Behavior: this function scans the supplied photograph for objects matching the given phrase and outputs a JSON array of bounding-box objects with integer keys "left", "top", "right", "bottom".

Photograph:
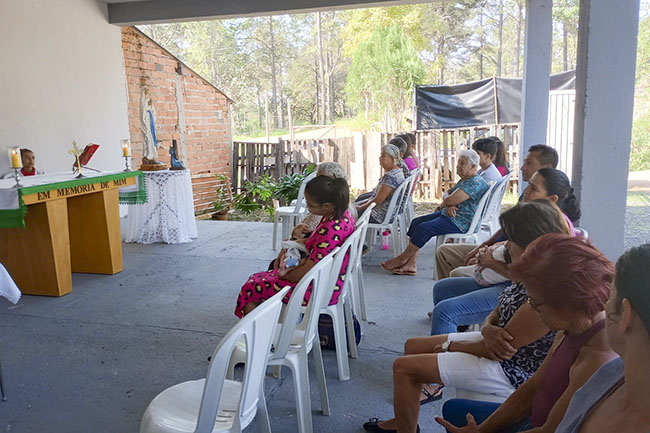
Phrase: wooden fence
[
  {"left": 383, "top": 124, "right": 521, "bottom": 199},
  {"left": 231, "top": 138, "right": 355, "bottom": 193}
]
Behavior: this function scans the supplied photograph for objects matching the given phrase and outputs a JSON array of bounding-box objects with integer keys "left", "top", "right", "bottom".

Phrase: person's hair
[
  {"left": 406, "top": 132, "right": 416, "bottom": 147},
  {"left": 510, "top": 234, "right": 614, "bottom": 317},
  {"left": 381, "top": 144, "right": 403, "bottom": 165},
  {"left": 499, "top": 200, "right": 570, "bottom": 248},
  {"left": 535, "top": 168, "right": 581, "bottom": 222},
  {"left": 492, "top": 137, "right": 509, "bottom": 172},
  {"left": 472, "top": 138, "right": 498, "bottom": 159},
  {"left": 528, "top": 144, "right": 559, "bottom": 168},
  {"left": 305, "top": 175, "right": 350, "bottom": 220},
  {"left": 389, "top": 136, "right": 410, "bottom": 158},
  {"left": 317, "top": 162, "right": 348, "bottom": 181},
  {"left": 20, "top": 148, "right": 34, "bottom": 157},
  {"left": 458, "top": 149, "right": 480, "bottom": 169},
  {"left": 614, "top": 244, "right": 650, "bottom": 333}
]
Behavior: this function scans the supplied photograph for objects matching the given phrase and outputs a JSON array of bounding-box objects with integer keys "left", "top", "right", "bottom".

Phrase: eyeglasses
[{"left": 527, "top": 297, "right": 545, "bottom": 312}]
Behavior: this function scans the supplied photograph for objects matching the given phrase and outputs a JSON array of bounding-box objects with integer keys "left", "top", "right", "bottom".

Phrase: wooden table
[{"left": 0, "top": 174, "right": 137, "bottom": 296}]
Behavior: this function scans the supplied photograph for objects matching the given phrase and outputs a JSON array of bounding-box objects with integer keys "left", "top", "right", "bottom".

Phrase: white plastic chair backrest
[
  {"left": 195, "top": 286, "right": 290, "bottom": 433},
  {"left": 481, "top": 174, "right": 511, "bottom": 221},
  {"left": 353, "top": 205, "right": 374, "bottom": 265},
  {"left": 407, "top": 168, "right": 421, "bottom": 197},
  {"left": 357, "top": 202, "right": 376, "bottom": 227},
  {"left": 377, "top": 179, "right": 411, "bottom": 226},
  {"left": 289, "top": 171, "right": 317, "bottom": 213},
  {"left": 322, "top": 226, "right": 364, "bottom": 306},
  {"left": 271, "top": 250, "right": 337, "bottom": 360},
  {"left": 463, "top": 180, "right": 496, "bottom": 234}
]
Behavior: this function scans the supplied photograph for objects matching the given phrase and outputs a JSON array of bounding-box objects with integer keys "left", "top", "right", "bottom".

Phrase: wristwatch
[{"left": 441, "top": 339, "right": 451, "bottom": 352}]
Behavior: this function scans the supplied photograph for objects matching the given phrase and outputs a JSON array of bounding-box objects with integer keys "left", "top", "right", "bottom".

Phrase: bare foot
[{"left": 381, "top": 256, "right": 408, "bottom": 270}]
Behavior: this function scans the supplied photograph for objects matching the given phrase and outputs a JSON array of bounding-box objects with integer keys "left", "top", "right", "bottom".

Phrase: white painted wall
[{"left": 0, "top": 0, "right": 129, "bottom": 175}]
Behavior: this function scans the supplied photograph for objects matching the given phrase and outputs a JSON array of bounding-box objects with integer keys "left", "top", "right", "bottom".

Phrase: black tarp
[{"left": 415, "top": 70, "right": 575, "bottom": 129}]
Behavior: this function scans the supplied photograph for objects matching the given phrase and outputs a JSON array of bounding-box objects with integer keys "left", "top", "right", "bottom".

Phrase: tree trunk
[
  {"left": 515, "top": 0, "right": 523, "bottom": 77},
  {"left": 314, "top": 56, "right": 320, "bottom": 124},
  {"left": 563, "top": 22, "right": 569, "bottom": 71},
  {"left": 328, "top": 50, "right": 335, "bottom": 122},
  {"left": 269, "top": 17, "right": 279, "bottom": 129},
  {"left": 496, "top": 0, "right": 504, "bottom": 76},
  {"left": 316, "top": 12, "right": 327, "bottom": 125},
  {"left": 479, "top": 12, "right": 484, "bottom": 80},
  {"left": 257, "top": 87, "right": 263, "bottom": 130}
]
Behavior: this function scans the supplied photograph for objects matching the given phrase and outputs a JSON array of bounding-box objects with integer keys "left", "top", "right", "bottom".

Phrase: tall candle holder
[
  {"left": 7, "top": 147, "right": 23, "bottom": 188},
  {"left": 12, "top": 168, "right": 22, "bottom": 188},
  {"left": 121, "top": 139, "right": 132, "bottom": 172}
]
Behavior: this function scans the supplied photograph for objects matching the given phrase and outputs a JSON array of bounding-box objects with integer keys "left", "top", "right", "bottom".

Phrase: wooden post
[
  {"left": 288, "top": 98, "right": 294, "bottom": 140},
  {"left": 265, "top": 93, "right": 271, "bottom": 144}
]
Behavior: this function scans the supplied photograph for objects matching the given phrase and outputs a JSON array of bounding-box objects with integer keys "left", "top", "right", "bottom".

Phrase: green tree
[{"left": 345, "top": 25, "right": 425, "bottom": 130}]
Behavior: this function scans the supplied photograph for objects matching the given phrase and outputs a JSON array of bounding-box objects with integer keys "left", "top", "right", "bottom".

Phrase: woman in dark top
[
  {"left": 362, "top": 201, "right": 570, "bottom": 433},
  {"left": 437, "top": 234, "right": 618, "bottom": 433}
]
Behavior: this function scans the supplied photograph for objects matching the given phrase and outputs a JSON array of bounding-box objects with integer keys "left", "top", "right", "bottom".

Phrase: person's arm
[
  {"left": 452, "top": 303, "right": 550, "bottom": 361},
  {"left": 277, "top": 258, "right": 316, "bottom": 282},
  {"left": 476, "top": 247, "right": 511, "bottom": 278},
  {"left": 441, "top": 188, "right": 470, "bottom": 208},
  {"left": 357, "top": 184, "right": 394, "bottom": 211},
  {"left": 464, "top": 230, "right": 505, "bottom": 265}
]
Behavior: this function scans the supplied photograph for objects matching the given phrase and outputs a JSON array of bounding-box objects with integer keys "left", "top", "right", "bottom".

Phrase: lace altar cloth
[{"left": 125, "top": 170, "right": 198, "bottom": 244}]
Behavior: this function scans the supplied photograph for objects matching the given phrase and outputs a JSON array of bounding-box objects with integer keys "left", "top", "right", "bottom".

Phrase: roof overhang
[{"left": 103, "top": 0, "right": 436, "bottom": 25}]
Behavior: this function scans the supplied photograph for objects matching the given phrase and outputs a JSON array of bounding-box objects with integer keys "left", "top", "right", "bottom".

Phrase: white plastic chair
[
  {"left": 227, "top": 251, "right": 337, "bottom": 433},
  {"left": 404, "top": 168, "right": 421, "bottom": 226},
  {"left": 319, "top": 221, "right": 366, "bottom": 376},
  {"left": 479, "top": 174, "right": 511, "bottom": 239},
  {"left": 350, "top": 204, "right": 375, "bottom": 322},
  {"left": 139, "top": 286, "right": 290, "bottom": 433},
  {"left": 432, "top": 181, "right": 496, "bottom": 277},
  {"left": 272, "top": 172, "right": 317, "bottom": 250},
  {"left": 397, "top": 173, "right": 420, "bottom": 251},
  {"left": 366, "top": 179, "right": 412, "bottom": 256}
]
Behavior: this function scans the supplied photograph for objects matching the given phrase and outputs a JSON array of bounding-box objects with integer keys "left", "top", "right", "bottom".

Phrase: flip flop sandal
[
  {"left": 380, "top": 262, "right": 395, "bottom": 272},
  {"left": 363, "top": 418, "right": 420, "bottom": 433},
  {"left": 390, "top": 268, "right": 417, "bottom": 276},
  {"left": 420, "top": 384, "right": 444, "bottom": 406}
]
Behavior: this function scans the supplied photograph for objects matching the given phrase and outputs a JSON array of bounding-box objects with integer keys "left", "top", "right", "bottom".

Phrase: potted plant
[{"left": 212, "top": 174, "right": 234, "bottom": 221}]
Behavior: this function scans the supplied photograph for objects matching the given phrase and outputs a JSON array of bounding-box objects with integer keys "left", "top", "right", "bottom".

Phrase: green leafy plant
[
  {"left": 234, "top": 175, "right": 278, "bottom": 215},
  {"left": 275, "top": 165, "right": 316, "bottom": 204},
  {"left": 213, "top": 174, "right": 234, "bottom": 214}
]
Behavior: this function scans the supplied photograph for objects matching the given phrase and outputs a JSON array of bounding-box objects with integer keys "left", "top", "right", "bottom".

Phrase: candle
[
  {"left": 10, "top": 149, "right": 22, "bottom": 169},
  {"left": 121, "top": 140, "right": 131, "bottom": 157}
]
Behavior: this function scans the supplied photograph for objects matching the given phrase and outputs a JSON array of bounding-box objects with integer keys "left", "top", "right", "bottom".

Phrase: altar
[{"left": 0, "top": 171, "right": 145, "bottom": 297}]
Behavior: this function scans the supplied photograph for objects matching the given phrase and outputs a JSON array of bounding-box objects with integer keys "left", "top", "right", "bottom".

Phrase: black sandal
[
  {"left": 420, "top": 384, "right": 444, "bottom": 406},
  {"left": 363, "top": 418, "right": 420, "bottom": 433}
]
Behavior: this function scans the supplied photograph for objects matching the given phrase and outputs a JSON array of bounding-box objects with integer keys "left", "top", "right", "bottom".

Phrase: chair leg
[
  {"left": 273, "top": 213, "right": 280, "bottom": 250},
  {"left": 357, "top": 267, "right": 368, "bottom": 322},
  {"left": 330, "top": 308, "right": 351, "bottom": 381},
  {"left": 291, "top": 352, "right": 314, "bottom": 433},
  {"left": 344, "top": 299, "right": 359, "bottom": 359},
  {"left": 0, "top": 352, "right": 5, "bottom": 401},
  {"left": 391, "top": 224, "right": 401, "bottom": 257},
  {"left": 311, "top": 340, "right": 331, "bottom": 416},
  {"left": 257, "top": 388, "right": 272, "bottom": 433}
]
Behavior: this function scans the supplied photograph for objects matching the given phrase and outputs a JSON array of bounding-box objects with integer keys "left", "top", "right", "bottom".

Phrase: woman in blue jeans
[
  {"left": 382, "top": 150, "right": 489, "bottom": 276},
  {"left": 431, "top": 167, "right": 583, "bottom": 335}
]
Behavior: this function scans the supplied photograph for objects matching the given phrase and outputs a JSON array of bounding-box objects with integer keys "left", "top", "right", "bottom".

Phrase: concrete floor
[{"left": 0, "top": 220, "right": 450, "bottom": 433}]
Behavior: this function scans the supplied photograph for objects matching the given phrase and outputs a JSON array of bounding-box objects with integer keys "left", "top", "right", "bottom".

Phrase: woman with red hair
[{"left": 437, "top": 234, "right": 618, "bottom": 433}]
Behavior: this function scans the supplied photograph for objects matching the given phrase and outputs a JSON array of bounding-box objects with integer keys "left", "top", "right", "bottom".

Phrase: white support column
[
  {"left": 519, "top": 0, "right": 553, "bottom": 191},
  {"left": 572, "top": 0, "right": 640, "bottom": 260}
]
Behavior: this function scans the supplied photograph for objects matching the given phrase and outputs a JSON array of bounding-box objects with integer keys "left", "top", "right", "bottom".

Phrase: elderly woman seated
[
  {"left": 355, "top": 144, "right": 406, "bottom": 224},
  {"left": 436, "top": 234, "right": 617, "bottom": 433},
  {"left": 382, "top": 149, "right": 489, "bottom": 276},
  {"left": 235, "top": 175, "right": 355, "bottom": 318},
  {"left": 362, "top": 201, "right": 572, "bottom": 433}
]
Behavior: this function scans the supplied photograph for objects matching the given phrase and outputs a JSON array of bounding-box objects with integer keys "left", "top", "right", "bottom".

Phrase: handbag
[{"left": 318, "top": 313, "right": 361, "bottom": 351}]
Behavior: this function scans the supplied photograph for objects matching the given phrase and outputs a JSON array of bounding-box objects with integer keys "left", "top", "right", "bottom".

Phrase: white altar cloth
[{"left": 125, "top": 170, "right": 198, "bottom": 244}]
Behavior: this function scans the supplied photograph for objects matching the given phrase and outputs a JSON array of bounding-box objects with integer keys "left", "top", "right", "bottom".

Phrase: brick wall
[{"left": 121, "top": 27, "right": 232, "bottom": 215}]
